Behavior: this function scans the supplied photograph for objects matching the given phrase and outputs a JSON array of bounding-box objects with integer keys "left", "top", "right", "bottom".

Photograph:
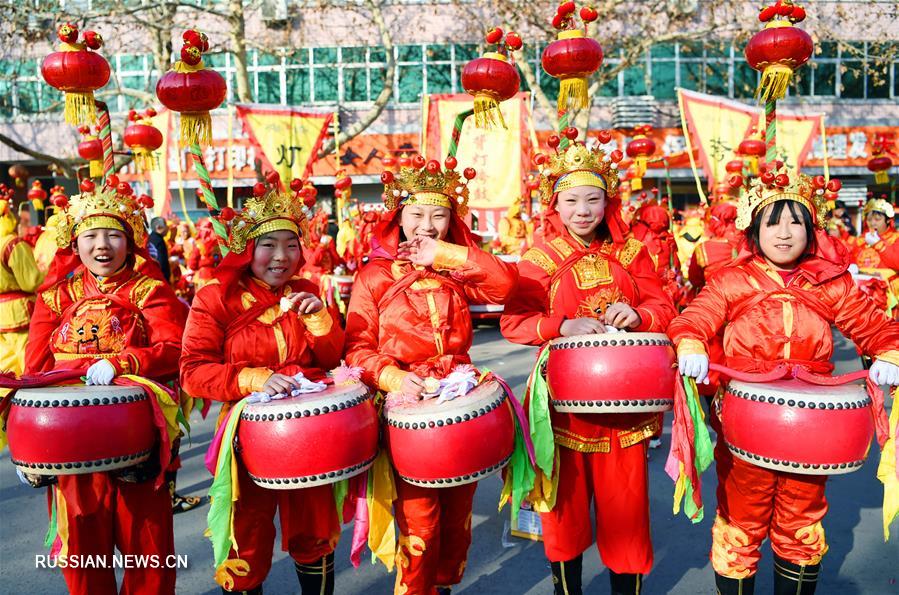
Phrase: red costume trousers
[
  {"left": 541, "top": 442, "right": 653, "bottom": 575},
  {"left": 712, "top": 444, "right": 829, "bottom": 578},
  {"left": 394, "top": 479, "right": 478, "bottom": 595},
  {"left": 55, "top": 473, "right": 175, "bottom": 595},
  {"left": 224, "top": 461, "right": 340, "bottom": 591}
]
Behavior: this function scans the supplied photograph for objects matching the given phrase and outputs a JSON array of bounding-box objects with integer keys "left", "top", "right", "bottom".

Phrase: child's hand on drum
[
  {"left": 560, "top": 317, "right": 605, "bottom": 336},
  {"left": 284, "top": 292, "right": 324, "bottom": 315},
  {"left": 869, "top": 359, "right": 899, "bottom": 386},
  {"left": 400, "top": 372, "right": 426, "bottom": 399},
  {"left": 604, "top": 303, "right": 641, "bottom": 330},
  {"left": 262, "top": 373, "right": 303, "bottom": 396}
]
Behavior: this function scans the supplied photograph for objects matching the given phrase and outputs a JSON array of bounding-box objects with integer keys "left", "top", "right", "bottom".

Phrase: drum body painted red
[
  {"left": 721, "top": 379, "right": 874, "bottom": 475},
  {"left": 385, "top": 380, "right": 514, "bottom": 487},
  {"left": 8, "top": 385, "right": 155, "bottom": 475},
  {"left": 237, "top": 382, "right": 379, "bottom": 489},
  {"left": 546, "top": 332, "right": 676, "bottom": 413}
]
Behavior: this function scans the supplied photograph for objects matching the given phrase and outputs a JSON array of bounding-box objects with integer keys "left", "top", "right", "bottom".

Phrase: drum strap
[
  {"left": 376, "top": 266, "right": 466, "bottom": 313},
  {"left": 728, "top": 284, "right": 832, "bottom": 326}
]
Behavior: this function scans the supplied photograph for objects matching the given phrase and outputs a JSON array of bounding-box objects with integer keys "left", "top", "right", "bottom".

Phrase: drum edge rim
[
  {"left": 397, "top": 452, "right": 512, "bottom": 487},
  {"left": 13, "top": 448, "right": 154, "bottom": 475},
  {"left": 726, "top": 444, "right": 866, "bottom": 475},
  {"left": 246, "top": 452, "right": 377, "bottom": 489}
]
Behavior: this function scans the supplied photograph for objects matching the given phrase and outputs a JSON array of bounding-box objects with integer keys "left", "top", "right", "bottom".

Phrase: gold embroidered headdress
[
  {"left": 222, "top": 172, "right": 311, "bottom": 254},
  {"left": 735, "top": 163, "right": 830, "bottom": 231},
  {"left": 534, "top": 128, "right": 623, "bottom": 204},
  {"left": 380, "top": 154, "right": 475, "bottom": 216},
  {"left": 863, "top": 196, "right": 895, "bottom": 219},
  {"left": 53, "top": 175, "right": 151, "bottom": 247}
]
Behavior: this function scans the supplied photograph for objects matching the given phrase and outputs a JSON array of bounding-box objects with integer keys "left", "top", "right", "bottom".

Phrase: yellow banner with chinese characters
[
  {"left": 149, "top": 109, "right": 172, "bottom": 217},
  {"left": 235, "top": 105, "right": 333, "bottom": 182},
  {"left": 424, "top": 93, "right": 531, "bottom": 211},
  {"left": 678, "top": 89, "right": 822, "bottom": 187}
]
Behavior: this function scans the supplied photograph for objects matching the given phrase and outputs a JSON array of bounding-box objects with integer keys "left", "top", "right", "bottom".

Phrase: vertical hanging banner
[
  {"left": 149, "top": 109, "right": 173, "bottom": 217},
  {"left": 235, "top": 105, "right": 333, "bottom": 182},
  {"left": 678, "top": 89, "right": 822, "bottom": 186},
  {"left": 424, "top": 93, "right": 532, "bottom": 230}
]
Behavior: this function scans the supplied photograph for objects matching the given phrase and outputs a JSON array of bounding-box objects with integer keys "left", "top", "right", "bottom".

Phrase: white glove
[
  {"left": 678, "top": 353, "right": 710, "bottom": 384},
  {"left": 865, "top": 231, "right": 880, "bottom": 246},
  {"left": 435, "top": 368, "right": 478, "bottom": 404},
  {"left": 869, "top": 359, "right": 899, "bottom": 387},
  {"left": 85, "top": 359, "right": 116, "bottom": 386},
  {"left": 847, "top": 263, "right": 860, "bottom": 275},
  {"left": 245, "top": 372, "right": 327, "bottom": 403}
]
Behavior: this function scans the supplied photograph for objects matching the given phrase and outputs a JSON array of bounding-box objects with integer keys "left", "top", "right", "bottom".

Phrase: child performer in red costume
[
  {"left": 24, "top": 178, "right": 187, "bottom": 595},
  {"left": 344, "top": 156, "right": 517, "bottom": 595},
  {"left": 180, "top": 178, "right": 344, "bottom": 595},
  {"left": 670, "top": 167, "right": 899, "bottom": 594},
  {"left": 501, "top": 132, "right": 677, "bottom": 595}
]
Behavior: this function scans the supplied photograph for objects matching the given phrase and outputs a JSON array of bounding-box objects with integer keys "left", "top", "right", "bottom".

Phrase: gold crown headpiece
[
  {"left": 380, "top": 154, "right": 474, "bottom": 216},
  {"left": 863, "top": 196, "right": 895, "bottom": 220},
  {"left": 735, "top": 163, "right": 831, "bottom": 230},
  {"left": 221, "top": 172, "right": 311, "bottom": 254},
  {"left": 534, "top": 128, "right": 622, "bottom": 205},
  {"left": 53, "top": 175, "right": 151, "bottom": 248}
]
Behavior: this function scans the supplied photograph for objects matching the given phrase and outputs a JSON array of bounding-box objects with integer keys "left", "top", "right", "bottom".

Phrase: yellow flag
[
  {"left": 426, "top": 94, "right": 528, "bottom": 211},
  {"left": 236, "top": 106, "right": 332, "bottom": 182}
]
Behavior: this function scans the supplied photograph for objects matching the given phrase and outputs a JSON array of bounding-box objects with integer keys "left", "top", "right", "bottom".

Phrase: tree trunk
[
  {"left": 317, "top": 0, "right": 395, "bottom": 157},
  {"left": 229, "top": 0, "right": 253, "bottom": 103}
]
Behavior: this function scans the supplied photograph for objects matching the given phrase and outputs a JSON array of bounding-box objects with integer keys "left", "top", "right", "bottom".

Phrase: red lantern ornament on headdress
[
  {"left": 41, "top": 23, "right": 111, "bottom": 126},
  {"left": 737, "top": 130, "right": 767, "bottom": 175},
  {"left": 461, "top": 28, "right": 522, "bottom": 129},
  {"left": 155, "top": 29, "right": 226, "bottom": 147},
  {"left": 541, "top": 2, "right": 603, "bottom": 111},
  {"left": 867, "top": 136, "right": 894, "bottom": 185},
  {"left": 744, "top": 1, "right": 813, "bottom": 101},
  {"left": 124, "top": 108, "right": 164, "bottom": 172},
  {"left": 77, "top": 125, "right": 104, "bottom": 178},
  {"left": 27, "top": 180, "right": 47, "bottom": 210},
  {"left": 625, "top": 125, "right": 656, "bottom": 191}
]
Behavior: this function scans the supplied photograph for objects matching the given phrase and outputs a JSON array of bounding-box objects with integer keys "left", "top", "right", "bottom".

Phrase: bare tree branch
[{"left": 0, "top": 131, "right": 78, "bottom": 178}]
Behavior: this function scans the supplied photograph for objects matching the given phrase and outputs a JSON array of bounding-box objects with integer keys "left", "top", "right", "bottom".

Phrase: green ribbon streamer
[{"left": 683, "top": 377, "right": 714, "bottom": 523}]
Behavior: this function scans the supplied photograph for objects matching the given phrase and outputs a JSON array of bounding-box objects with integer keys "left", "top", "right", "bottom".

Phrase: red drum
[
  {"left": 546, "top": 332, "right": 676, "bottom": 413},
  {"left": 385, "top": 380, "right": 514, "bottom": 487},
  {"left": 8, "top": 385, "right": 156, "bottom": 475},
  {"left": 721, "top": 379, "right": 874, "bottom": 475},
  {"left": 237, "top": 382, "right": 379, "bottom": 489},
  {"left": 333, "top": 275, "right": 353, "bottom": 300}
]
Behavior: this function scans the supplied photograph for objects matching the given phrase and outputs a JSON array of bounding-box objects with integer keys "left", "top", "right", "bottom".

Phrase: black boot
[
  {"left": 610, "top": 570, "right": 643, "bottom": 595},
  {"left": 773, "top": 555, "right": 819, "bottom": 595},
  {"left": 220, "top": 587, "right": 262, "bottom": 595},
  {"left": 715, "top": 572, "right": 755, "bottom": 595},
  {"left": 549, "top": 555, "right": 582, "bottom": 595},
  {"left": 295, "top": 553, "right": 334, "bottom": 595},
  {"left": 436, "top": 588, "right": 452, "bottom": 595}
]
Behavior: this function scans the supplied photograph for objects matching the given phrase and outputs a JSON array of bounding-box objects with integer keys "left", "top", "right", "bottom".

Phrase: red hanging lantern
[
  {"left": 737, "top": 132, "right": 767, "bottom": 174},
  {"left": 744, "top": 2, "right": 813, "bottom": 101},
  {"left": 124, "top": 109, "right": 164, "bottom": 172},
  {"left": 155, "top": 29, "right": 226, "bottom": 147},
  {"left": 77, "top": 125, "right": 104, "bottom": 178},
  {"left": 725, "top": 159, "right": 745, "bottom": 175},
  {"left": 8, "top": 164, "right": 29, "bottom": 188},
  {"left": 461, "top": 28, "right": 522, "bottom": 129},
  {"left": 27, "top": 180, "right": 47, "bottom": 210},
  {"left": 868, "top": 154, "right": 893, "bottom": 185},
  {"left": 41, "top": 24, "right": 111, "bottom": 126},
  {"left": 541, "top": 3, "right": 602, "bottom": 111},
  {"left": 625, "top": 125, "right": 656, "bottom": 191}
]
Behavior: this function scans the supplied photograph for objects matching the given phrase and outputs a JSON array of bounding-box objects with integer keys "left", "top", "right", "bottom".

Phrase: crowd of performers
[{"left": 1, "top": 138, "right": 898, "bottom": 595}]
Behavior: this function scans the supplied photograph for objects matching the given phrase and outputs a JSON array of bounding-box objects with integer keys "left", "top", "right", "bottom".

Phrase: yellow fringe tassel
[
  {"left": 755, "top": 64, "right": 793, "bottom": 102},
  {"left": 213, "top": 558, "right": 250, "bottom": 590},
  {"left": 132, "top": 150, "right": 158, "bottom": 173},
  {"left": 89, "top": 159, "right": 104, "bottom": 178},
  {"left": 64, "top": 92, "right": 97, "bottom": 126},
  {"left": 473, "top": 95, "right": 507, "bottom": 130},
  {"left": 557, "top": 77, "right": 589, "bottom": 112},
  {"left": 875, "top": 171, "right": 890, "bottom": 185},
  {"left": 179, "top": 112, "right": 213, "bottom": 147}
]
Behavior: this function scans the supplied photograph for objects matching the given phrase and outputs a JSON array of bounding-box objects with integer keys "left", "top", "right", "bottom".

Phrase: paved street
[{"left": 1, "top": 324, "right": 897, "bottom": 594}]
